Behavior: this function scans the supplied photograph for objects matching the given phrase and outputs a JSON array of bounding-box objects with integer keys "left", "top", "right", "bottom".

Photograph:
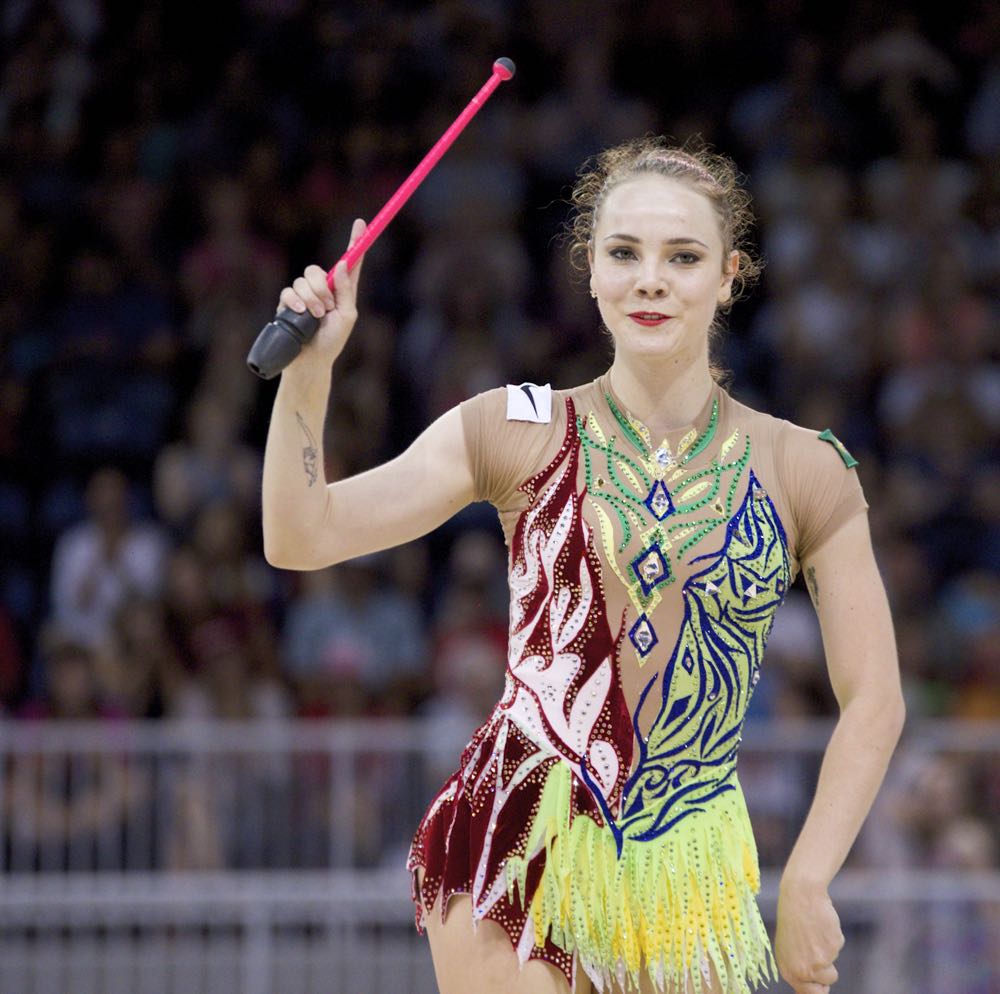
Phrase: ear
[{"left": 718, "top": 250, "right": 739, "bottom": 304}]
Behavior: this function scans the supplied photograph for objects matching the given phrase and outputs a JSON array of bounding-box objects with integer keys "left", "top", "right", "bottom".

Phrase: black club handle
[{"left": 246, "top": 307, "right": 322, "bottom": 380}]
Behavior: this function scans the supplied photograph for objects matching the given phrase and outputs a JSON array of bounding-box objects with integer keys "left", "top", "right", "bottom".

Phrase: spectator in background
[
  {"left": 431, "top": 529, "right": 509, "bottom": 637},
  {"left": 399, "top": 247, "right": 524, "bottom": 423},
  {"left": 281, "top": 555, "right": 426, "bottom": 715},
  {"left": 325, "top": 311, "right": 398, "bottom": 472},
  {"left": 184, "top": 297, "right": 263, "bottom": 438},
  {"left": 170, "top": 614, "right": 291, "bottom": 721},
  {"left": 19, "top": 624, "right": 117, "bottom": 721},
  {"left": 937, "top": 572, "right": 1000, "bottom": 719},
  {"left": 729, "top": 36, "right": 849, "bottom": 175},
  {"left": 162, "top": 543, "right": 222, "bottom": 667},
  {"left": 523, "top": 34, "right": 655, "bottom": 183},
  {"left": 739, "top": 591, "right": 822, "bottom": 868},
  {"left": 93, "top": 596, "right": 184, "bottom": 719},
  {"left": 841, "top": 10, "right": 959, "bottom": 131},
  {"left": 857, "top": 743, "right": 1000, "bottom": 991},
  {"left": 178, "top": 173, "right": 288, "bottom": 437},
  {"left": 49, "top": 466, "right": 168, "bottom": 649},
  {"left": 894, "top": 615, "right": 949, "bottom": 717},
  {"left": 159, "top": 503, "right": 284, "bottom": 720},
  {"left": 45, "top": 236, "right": 178, "bottom": 463},
  {"left": 879, "top": 751, "right": 983, "bottom": 870},
  {"left": 153, "top": 391, "right": 262, "bottom": 536},
  {"left": 9, "top": 626, "right": 149, "bottom": 871},
  {"left": 862, "top": 745, "right": 1000, "bottom": 991},
  {"left": 190, "top": 498, "right": 276, "bottom": 639},
  {"left": 419, "top": 628, "right": 506, "bottom": 794},
  {"left": 746, "top": 590, "right": 827, "bottom": 720},
  {"left": 0, "top": 602, "right": 25, "bottom": 712},
  {"left": 180, "top": 174, "right": 285, "bottom": 333},
  {"left": 922, "top": 815, "right": 1000, "bottom": 994}
]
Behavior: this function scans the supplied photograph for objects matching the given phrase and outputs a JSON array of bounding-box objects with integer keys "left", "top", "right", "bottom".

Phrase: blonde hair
[{"left": 567, "top": 136, "right": 762, "bottom": 313}]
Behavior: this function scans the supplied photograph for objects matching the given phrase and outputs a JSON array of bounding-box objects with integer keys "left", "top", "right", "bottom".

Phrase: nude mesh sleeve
[
  {"left": 779, "top": 424, "right": 869, "bottom": 564},
  {"left": 459, "top": 389, "right": 557, "bottom": 509}
]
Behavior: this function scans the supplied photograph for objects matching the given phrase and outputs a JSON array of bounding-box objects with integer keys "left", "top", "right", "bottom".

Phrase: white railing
[
  {"left": 1, "top": 719, "right": 998, "bottom": 994},
  {"left": 0, "top": 870, "right": 433, "bottom": 994}
]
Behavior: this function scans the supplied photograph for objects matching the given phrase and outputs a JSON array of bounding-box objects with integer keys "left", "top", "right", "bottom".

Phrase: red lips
[{"left": 628, "top": 312, "right": 672, "bottom": 326}]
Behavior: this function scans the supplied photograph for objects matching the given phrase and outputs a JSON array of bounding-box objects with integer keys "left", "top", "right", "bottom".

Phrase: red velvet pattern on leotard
[{"left": 407, "top": 399, "right": 633, "bottom": 986}]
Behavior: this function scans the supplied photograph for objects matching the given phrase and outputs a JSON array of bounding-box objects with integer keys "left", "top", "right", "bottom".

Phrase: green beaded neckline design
[
  {"left": 605, "top": 391, "right": 719, "bottom": 470},
  {"left": 577, "top": 391, "right": 751, "bottom": 665}
]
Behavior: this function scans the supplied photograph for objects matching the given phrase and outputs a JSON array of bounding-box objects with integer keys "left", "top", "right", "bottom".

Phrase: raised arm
[
  {"left": 261, "top": 220, "right": 476, "bottom": 570},
  {"left": 774, "top": 511, "right": 906, "bottom": 994}
]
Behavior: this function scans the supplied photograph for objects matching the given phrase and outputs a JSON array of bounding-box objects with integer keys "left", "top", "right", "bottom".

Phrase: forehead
[{"left": 595, "top": 174, "right": 721, "bottom": 244}]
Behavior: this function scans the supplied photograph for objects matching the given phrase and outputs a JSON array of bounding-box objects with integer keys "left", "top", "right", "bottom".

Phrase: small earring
[{"left": 590, "top": 289, "right": 597, "bottom": 298}]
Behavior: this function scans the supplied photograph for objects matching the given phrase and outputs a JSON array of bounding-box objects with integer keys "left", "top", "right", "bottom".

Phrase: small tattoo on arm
[
  {"left": 295, "top": 412, "right": 318, "bottom": 487},
  {"left": 806, "top": 566, "right": 819, "bottom": 607}
]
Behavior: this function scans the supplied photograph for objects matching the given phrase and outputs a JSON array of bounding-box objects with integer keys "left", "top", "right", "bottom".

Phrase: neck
[{"left": 608, "top": 353, "right": 715, "bottom": 434}]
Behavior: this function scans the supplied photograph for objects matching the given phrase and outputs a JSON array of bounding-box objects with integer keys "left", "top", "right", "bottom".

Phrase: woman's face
[{"left": 589, "top": 173, "right": 738, "bottom": 369}]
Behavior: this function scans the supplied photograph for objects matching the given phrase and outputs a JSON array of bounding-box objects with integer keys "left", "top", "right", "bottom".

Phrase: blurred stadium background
[{"left": 0, "top": 1, "right": 998, "bottom": 992}]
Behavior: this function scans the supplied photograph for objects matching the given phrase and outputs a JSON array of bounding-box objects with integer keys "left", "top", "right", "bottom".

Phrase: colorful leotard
[{"left": 407, "top": 373, "right": 866, "bottom": 993}]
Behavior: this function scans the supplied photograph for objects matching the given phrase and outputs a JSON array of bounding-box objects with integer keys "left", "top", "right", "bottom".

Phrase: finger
[
  {"left": 348, "top": 217, "right": 366, "bottom": 247},
  {"left": 278, "top": 287, "right": 307, "bottom": 314},
  {"left": 303, "top": 264, "right": 336, "bottom": 309},
  {"left": 795, "top": 984, "right": 829, "bottom": 994},
  {"left": 347, "top": 217, "right": 367, "bottom": 287},
  {"left": 815, "top": 964, "right": 839, "bottom": 985},
  {"left": 292, "top": 274, "right": 327, "bottom": 319},
  {"left": 331, "top": 259, "right": 356, "bottom": 314}
]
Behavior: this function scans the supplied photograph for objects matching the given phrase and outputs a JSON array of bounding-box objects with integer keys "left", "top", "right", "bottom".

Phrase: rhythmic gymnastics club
[{"left": 247, "top": 57, "right": 516, "bottom": 379}]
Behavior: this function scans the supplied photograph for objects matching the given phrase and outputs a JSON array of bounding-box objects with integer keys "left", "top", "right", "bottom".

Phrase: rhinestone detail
[{"left": 628, "top": 614, "right": 658, "bottom": 657}]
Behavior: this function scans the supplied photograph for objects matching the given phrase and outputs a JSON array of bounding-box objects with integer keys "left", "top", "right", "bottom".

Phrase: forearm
[
  {"left": 257, "top": 234, "right": 474, "bottom": 572},
  {"left": 261, "top": 362, "right": 334, "bottom": 567},
  {"left": 261, "top": 231, "right": 371, "bottom": 567},
  {"left": 781, "top": 693, "right": 905, "bottom": 891}
]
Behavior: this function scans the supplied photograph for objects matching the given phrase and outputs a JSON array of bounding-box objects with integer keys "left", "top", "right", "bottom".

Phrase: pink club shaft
[{"left": 327, "top": 57, "right": 516, "bottom": 289}]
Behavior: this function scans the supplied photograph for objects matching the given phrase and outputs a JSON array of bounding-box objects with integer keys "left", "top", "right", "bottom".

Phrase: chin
[{"left": 614, "top": 331, "right": 684, "bottom": 359}]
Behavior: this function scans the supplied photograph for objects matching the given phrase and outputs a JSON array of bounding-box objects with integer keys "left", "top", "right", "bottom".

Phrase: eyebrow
[{"left": 603, "top": 233, "right": 709, "bottom": 249}]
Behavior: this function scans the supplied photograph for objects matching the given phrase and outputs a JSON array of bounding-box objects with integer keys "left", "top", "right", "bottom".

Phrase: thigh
[{"left": 416, "top": 867, "right": 592, "bottom": 994}]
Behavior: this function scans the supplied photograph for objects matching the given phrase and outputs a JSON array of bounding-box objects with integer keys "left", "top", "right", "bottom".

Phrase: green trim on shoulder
[{"left": 818, "top": 428, "right": 858, "bottom": 468}]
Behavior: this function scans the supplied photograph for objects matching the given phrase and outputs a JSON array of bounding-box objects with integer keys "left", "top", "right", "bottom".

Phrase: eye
[
  {"left": 608, "top": 246, "right": 637, "bottom": 261},
  {"left": 671, "top": 251, "right": 701, "bottom": 264}
]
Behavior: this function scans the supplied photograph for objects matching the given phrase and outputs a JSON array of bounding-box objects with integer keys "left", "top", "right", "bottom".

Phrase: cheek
[
  {"left": 593, "top": 265, "right": 631, "bottom": 297},
  {"left": 683, "top": 270, "right": 724, "bottom": 305}
]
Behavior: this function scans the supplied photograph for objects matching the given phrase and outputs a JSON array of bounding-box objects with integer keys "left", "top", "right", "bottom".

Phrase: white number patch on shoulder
[{"left": 506, "top": 383, "right": 552, "bottom": 423}]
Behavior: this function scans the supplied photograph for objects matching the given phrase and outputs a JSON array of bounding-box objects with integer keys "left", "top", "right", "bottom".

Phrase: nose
[
  {"left": 636, "top": 283, "right": 667, "bottom": 298},
  {"left": 635, "top": 262, "right": 668, "bottom": 298}
]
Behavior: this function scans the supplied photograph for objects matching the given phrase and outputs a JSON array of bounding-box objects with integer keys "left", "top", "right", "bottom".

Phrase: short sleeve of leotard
[
  {"left": 459, "top": 387, "right": 561, "bottom": 510},
  {"left": 777, "top": 422, "right": 869, "bottom": 564}
]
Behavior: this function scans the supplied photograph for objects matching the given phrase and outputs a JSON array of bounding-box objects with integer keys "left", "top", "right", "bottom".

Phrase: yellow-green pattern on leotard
[{"left": 506, "top": 468, "right": 787, "bottom": 993}]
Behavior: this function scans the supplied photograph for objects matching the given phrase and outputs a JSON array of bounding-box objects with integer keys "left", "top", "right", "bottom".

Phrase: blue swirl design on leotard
[{"left": 581, "top": 470, "right": 790, "bottom": 855}]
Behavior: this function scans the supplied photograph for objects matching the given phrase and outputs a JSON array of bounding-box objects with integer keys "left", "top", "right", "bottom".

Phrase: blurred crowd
[{"left": 0, "top": 0, "right": 998, "bottom": 894}]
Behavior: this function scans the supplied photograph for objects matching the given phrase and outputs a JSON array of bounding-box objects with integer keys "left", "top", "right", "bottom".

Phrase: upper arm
[
  {"left": 801, "top": 513, "right": 905, "bottom": 719},
  {"left": 280, "top": 405, "right": 477, "bottom": 570}
]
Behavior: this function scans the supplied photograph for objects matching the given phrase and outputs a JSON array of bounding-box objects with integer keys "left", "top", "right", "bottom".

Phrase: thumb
[
  {"left": 330, "top": 259, "right": 356, "bottom": 314},
  {"left": 346, "top": 217, "right": 367, "bottom": 289}
]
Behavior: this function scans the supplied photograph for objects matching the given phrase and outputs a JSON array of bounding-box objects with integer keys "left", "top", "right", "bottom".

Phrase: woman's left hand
[{"left": 774, "top": 877, "right": 846, "bottom": 993}]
